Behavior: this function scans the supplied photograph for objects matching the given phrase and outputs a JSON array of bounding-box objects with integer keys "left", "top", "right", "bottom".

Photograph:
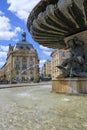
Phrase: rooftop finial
[{"left": 22, "top": 31, "right": 26, "bottom": 41}]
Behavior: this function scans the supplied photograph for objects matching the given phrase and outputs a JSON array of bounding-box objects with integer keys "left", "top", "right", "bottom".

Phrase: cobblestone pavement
[{"left": 0, "top": 84, "right": 87, "bottom": 130}]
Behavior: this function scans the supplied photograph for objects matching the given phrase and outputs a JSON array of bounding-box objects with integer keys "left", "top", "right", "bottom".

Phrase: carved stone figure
[{"left": 57, "top": 37, "right": 87, "bottom": 77}]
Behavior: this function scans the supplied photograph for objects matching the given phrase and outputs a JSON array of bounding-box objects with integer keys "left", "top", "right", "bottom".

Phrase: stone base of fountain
[
  {"left": 52, "top": 78, "right": 87, "bottom": 94},
  {"left": 52, "top": 30, "right": 87, "bottom": 94}
]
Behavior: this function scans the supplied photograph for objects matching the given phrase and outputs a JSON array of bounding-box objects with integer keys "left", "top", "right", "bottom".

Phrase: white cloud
[
  {"left": 0, "top": 45, "right": 9, "bottom": 68},
  {"left": 0, "top": 61, "right": 5, "bottom": 68},
  {"left": 39, "top": 60, "right": 46, "bottom": 68},
  {"left": 0, "top": 11, "right": 4, "bottom": 15},
  {"left": 0, "top": 16, "right": 11, "bottom": 31},
  {"left": 0, "top": 45, "right": 9, "bottom": 52},
  {"left": 7, "top": 0, "right": 41, "bottom": 21},
  {"left": 0, "top": 45, "right": 8, "bottom": 59},
  {"left": 39, "top": 45, "right": 51, "bottom": 51},
  {"left": 0, "top": 12, "right": 21, "bottom": 40},
  {"left": 39, "top": 45, "right": 52, "bottom": 56},
  {"left": 0, "top": 52, "right": 7, "bottom": 68},
  {"left": 0, "top": 52, "right": 7, "bottom": 58},
  {"left": 43, "top": 51, "right": 52, "bottom": 56},
  {"left": 40, "top": 60, "right": 46, "bottom": 64},
  {"left": 15, "top": 27, "right": 21, "bottom": 32}
]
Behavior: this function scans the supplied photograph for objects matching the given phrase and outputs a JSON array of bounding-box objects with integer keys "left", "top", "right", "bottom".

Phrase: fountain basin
[
  {"left": 52, "top": 78, "right": 87, "bottom": 94},
  {"left": 27, "top": 0, "right": 87, "bottom": 49}
]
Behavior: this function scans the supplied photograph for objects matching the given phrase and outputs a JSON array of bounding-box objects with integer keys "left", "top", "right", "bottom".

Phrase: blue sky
[{"left": 0, "top": 0, "right": 53, "bottom": 69}]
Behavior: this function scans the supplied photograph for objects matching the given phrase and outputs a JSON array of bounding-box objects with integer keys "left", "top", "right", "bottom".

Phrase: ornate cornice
[{"left": 27, "top": 0, "right": 87, "bottom": 49}]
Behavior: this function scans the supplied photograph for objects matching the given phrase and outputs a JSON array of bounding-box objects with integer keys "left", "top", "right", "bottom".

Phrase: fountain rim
[
  {"left": 27, "top": 0, "right": 87, "bottom": 49},
  {"left": 27, "top": 0, "right": 59, "bottom": 31}
]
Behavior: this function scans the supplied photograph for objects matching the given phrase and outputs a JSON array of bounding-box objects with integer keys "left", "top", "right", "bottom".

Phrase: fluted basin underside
[{"left": 27, "top": 0, "right": 87, "bottom": 49}]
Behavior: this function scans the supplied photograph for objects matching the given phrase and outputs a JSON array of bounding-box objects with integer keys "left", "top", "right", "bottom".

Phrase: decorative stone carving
[
  {"left": 27, "top": 0, "right": 87, "bottom": 49},
  {"left": 56, "top": 37, "right": 87, "bottom": 77}
]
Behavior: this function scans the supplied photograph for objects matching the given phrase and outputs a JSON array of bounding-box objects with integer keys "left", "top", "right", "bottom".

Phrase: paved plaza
[{"left": 0, "top": 83, "right": 87, "bottom": 130}]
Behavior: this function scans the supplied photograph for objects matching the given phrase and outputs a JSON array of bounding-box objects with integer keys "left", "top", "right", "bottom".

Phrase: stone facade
[
  {"left": 41, "top": 64, "right": 46, "bottom": 78},
  {"left": 0, "top": 32, "right": 39, "bottom": 83},
  {"left": 41, "top": 60, "right": 51, "bottom": 78},
  {"left": 52, "top": 78, "right": 87, "bottom": 94},
  {"left": 51, "top": 49, "right": 70, "bottom": 79},
  {"left": 45, "top": 60, "right": 51, "bottom": 77}
]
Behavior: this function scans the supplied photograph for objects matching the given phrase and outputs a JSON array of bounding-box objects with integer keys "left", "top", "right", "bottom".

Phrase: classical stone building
[
  {"left": 41, "top": 64, "right": 46, "bottom": 78},
  {"left": 41, "top": 60, "right": 51, "bottom": 78},
  {"left": 51, "top": 49, "right": 70, "bottom": 79},
  {"left": 0, "top": 32, "right": 39, "bottom": 82},
  {"left": 45, "top": 60, "right": 51, "bottom": 77}
]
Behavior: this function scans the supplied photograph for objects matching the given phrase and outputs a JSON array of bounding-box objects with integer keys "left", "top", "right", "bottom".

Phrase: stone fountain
[{"left": 27, "top": 0, "right": 87, "bottom": 94}]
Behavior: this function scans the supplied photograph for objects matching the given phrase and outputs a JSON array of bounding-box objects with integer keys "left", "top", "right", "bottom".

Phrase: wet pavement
[{"left": 0, "top": 84, "right": 87, "bottom": 130}]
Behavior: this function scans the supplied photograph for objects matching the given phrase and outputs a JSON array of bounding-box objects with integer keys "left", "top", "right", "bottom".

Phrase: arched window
[{"left": 15, "top": 64, "right": 20, "bottom": 70}]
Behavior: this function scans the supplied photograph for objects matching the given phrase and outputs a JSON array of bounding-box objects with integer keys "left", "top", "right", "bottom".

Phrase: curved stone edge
[
  {"left": 27, "top": 0, "right": 87, "bottom": 49},
  {"left": 52, "top": 78, "right": 87, "bottom": 94},
  {"left": 27, "top": 0, "right": 58, "bottom": 30}
]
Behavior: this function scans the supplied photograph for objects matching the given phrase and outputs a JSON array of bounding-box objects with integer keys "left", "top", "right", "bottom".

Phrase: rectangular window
[
  {"left": 22, "top": 64, "right": 27, "bottom": 70},
  {"left": 15, "top": 64, "right": 20, "bottom": 70},
  {"left": 30, "top": 57, "right": 33, "bottom": 61},
  {"left": 22, "top": 71, "right": 27, "bottom": 75}
]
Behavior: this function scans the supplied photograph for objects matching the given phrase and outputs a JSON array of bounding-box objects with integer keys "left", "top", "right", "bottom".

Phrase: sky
[{"left": 0, "top": 0, "right": 53, "bottom": 69}]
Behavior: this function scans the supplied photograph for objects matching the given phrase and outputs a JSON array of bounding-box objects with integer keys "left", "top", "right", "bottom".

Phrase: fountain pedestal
[
  {"left": 52, "top": 78, "right": 87, "bottom": 94},
  {"left": 52, "top": 30, "right": 87, "bottom": 94}
]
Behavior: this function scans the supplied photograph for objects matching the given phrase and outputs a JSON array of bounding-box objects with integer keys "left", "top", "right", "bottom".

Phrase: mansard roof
[
  {"left": 14, "top": 31, "right": 34, "bottom": 50},
  {"left": 14, "top": 41, "right": 34, "bottom": 50}
]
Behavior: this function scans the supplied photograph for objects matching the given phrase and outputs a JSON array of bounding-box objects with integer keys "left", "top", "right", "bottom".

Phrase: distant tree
[
  {"left": 11, "top": 76, "right": 16, "bottom": 81},
  {"left": 47, "top": 74, "right": 51, "bottom": 77},
  {"left": 34, "top": 73, "right": 39, "bottom": 83},
  {"left": 11, "top": 76, "right": 16, "bottom": 83},
  {"left": 22, "top": 77, "right": 26, "bottom": 81}
]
